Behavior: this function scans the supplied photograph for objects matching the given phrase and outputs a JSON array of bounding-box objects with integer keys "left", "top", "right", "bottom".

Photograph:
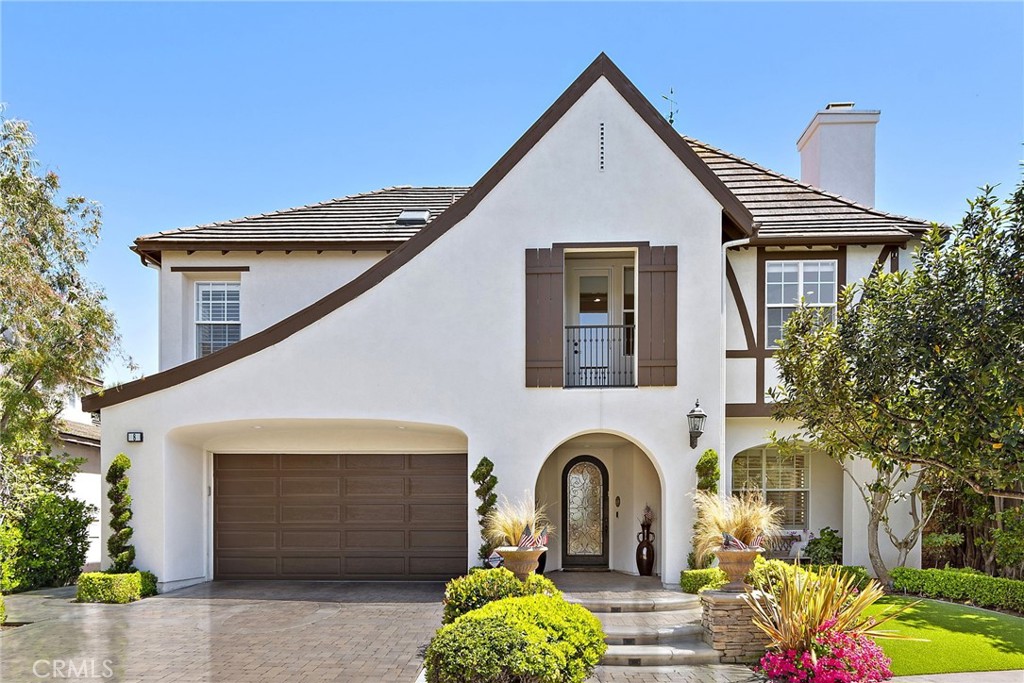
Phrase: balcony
[{"left": 565, "top": 324, "right": 636, "bottom": 388}]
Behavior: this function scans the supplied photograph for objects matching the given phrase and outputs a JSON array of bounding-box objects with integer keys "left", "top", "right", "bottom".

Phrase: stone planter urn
[
  {"left": 496, "top": 547, "right": 546, "bottom": 581},
  {"left": 713, "top": 548, "right": 761, "bottom": 592}
]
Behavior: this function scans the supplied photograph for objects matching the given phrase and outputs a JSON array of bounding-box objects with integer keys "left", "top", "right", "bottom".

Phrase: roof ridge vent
[{"left": 396, "top": 209, "right": 430, "bottom": 226}]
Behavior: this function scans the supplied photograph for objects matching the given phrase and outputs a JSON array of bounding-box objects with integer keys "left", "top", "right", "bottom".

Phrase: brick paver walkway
[{"left": 0, "top": 581, "right": 443, "bottom": 682}]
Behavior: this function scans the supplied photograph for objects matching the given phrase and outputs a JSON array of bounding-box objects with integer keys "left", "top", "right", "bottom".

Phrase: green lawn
[{"left": 864, "top": 596, "right": 1024, "bottom": 676}]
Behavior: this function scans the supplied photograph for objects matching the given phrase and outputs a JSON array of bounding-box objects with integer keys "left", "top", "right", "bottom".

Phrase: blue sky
[{"left": 2, "top": 2, "right": 1022, "bottom": 383}]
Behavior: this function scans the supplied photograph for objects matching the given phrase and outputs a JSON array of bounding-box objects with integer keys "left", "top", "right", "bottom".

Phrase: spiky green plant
[
  {"left": 484, "top": 493, "right": 553, "bottom": 548},
  {"left": 743, "top": 564, "right": 919, "bottom": 657},
  {"left": 692, "top": 489, "right": 782, "bottom": 565}
]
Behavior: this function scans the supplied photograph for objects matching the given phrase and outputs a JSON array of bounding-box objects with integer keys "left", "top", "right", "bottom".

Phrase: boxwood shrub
[
  {"left": 681, "top": 558, "right": 870, "bottom": 593},
  {"left": 76, "top": 572, "right": 142, "bottom": 604},
  {"left": 139, "top": 570, "right": 158, "bottom": 597},
  {"left": 1, "top": 593, "right": 6, "bottom": 624},
  {"left": 679, "top": 568, "right": 726, "bottom": 593},
  {"left": 426, "top": 594, "right": 605, "bottom": 683},
  {"left": 891, "top": 567, "right": 1024, "bottom": 613},
  {"left": 441, "top": 567, "right": 560, "bottom": 623}
]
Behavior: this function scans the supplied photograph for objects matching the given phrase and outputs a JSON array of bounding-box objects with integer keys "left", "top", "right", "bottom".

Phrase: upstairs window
[
  {"left": 732, "top": 447, "right": 809, "bottom": 529},
  {"left": 766, "top": 260, "right": 836, "bottom": 348},
  {"left": 196, "top": 282, "right": 240, "bottom": 357}
]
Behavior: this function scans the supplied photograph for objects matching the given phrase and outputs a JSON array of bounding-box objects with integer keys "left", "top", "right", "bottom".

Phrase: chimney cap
[{"left": 825, "top": 102, "right": 856, "bottom": 110}]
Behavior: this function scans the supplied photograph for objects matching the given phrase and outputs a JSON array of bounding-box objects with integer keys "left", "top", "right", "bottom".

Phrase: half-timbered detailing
[{"left": 726, "top": 257, "right": 756, "bottom": 351}]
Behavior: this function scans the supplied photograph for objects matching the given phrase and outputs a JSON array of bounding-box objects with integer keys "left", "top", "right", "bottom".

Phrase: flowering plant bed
[{"left": 759, "top": 619, "right": 892, "bottom": 683}]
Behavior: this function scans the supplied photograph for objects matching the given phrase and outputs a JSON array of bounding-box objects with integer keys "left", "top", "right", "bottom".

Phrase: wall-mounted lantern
[{"left": 686, "top": 400, "right": 707, "bottom": 449}]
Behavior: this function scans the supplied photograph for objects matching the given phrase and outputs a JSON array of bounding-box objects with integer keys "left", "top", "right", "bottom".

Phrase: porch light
[{"left": 687, "top": 400, "right": 707, "bottom": 449}]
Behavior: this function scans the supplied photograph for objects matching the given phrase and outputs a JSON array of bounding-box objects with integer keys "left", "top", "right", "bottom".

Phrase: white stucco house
[{"left": 84, "top": 55, "right": 926, "bottom": 591}]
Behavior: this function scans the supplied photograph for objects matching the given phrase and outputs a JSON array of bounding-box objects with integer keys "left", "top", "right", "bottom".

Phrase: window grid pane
[
  {"left": 766, "top": 260, "right": 837, "bottom": 348},
  {"left": 196, "top": 282, "right": 241, "bottom": 357}
]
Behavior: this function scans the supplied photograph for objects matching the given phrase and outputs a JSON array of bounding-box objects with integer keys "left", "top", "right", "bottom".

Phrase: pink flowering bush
[{"left": 758, "top": 619, "right": 893, "bottom": 683}]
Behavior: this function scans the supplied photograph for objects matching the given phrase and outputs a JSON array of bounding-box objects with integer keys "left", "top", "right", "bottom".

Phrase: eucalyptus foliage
[{"left": 0, "top": 109, "right": 127, "bottom": 527}]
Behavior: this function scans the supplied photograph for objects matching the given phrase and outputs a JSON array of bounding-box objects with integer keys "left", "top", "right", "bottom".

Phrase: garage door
[{"left": 213, "top": 453, "right": 468, "bottom": 580}]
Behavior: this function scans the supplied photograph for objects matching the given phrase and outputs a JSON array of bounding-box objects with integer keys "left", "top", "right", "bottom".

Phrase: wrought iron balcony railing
[{"left": 564, "top": 325, "right": 636, "bottom": 388}]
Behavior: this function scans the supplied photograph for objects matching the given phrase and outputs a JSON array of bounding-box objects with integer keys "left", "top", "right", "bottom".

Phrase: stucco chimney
[{"left": 796, "top": 102, "right": 880, "bottom": 207}]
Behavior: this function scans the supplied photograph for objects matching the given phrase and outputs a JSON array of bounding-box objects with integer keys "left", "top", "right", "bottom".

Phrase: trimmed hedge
[
  {"left": 680, "top": 557, "right": 871, "bottom": 593},
  {"left": 891, "top": 567, "right": 1024, "bottom": 613},
  {"left": 1, "top": 593, "right": 6, "bottom": 624},
  {"left": 426, "top": 594, "right": 606, "bottom": 683},
  {"left": 139, "top": 571, "right": 158, "bottom": 597},
  {"left": 76, "top": 572, "right": 142, "bottom": 604},
  {"left": 441, "top": 567, "right": 560, "bottom": 624},
  {"left": 680, "top": 568, "right": 726, "bottom": 593}
]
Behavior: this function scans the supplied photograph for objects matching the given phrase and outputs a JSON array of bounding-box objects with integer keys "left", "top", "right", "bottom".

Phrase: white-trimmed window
[
  {"left": 765, "top": 260, "right": 837, "bottom": 348},
  {"left": 195, "top": 282, "right": 240, "bottom": 357},
  {"left": 732, "top": 447, "right": 809, "bottom": 529}
]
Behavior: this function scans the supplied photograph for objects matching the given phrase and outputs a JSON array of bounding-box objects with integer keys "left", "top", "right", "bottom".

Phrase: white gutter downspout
[{"left": 719, "top": 235, "right": 752, "bottom": 497}]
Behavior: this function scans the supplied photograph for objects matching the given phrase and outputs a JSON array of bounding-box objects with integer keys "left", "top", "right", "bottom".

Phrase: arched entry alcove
[{"left": 535, "top": 432, "right": 663, "bottom": 576}]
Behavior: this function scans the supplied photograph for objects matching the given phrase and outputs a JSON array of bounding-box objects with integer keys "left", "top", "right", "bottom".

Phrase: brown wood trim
[
  {"left": 726, "top": 349, "right": 773, "bottom": 359},
  {"left": 554, "top": 241, "right": 650, "bottom": 250},
  {"left": 140, "top": 240, "right": 404, "bottom": 255},
  {"left": 890, "top": 247, "right": 900, "bottom": 273},
  {"left": 749, "top": 236, "right": 909, "bottom": 247},
  {"left": 726, "top": 403, "right": 774, "bottom": 418},
  {"left": 84, "top": 53, "right": 746, "bottom": 411},
  {"left": 725, "top": 258, "right": 755, "bottom": 351},
  {"left": 869, "top": 246, "right": 894, "bottom": 278},
  {"left": 169, "top": 266, "right": 250, "bottom": 272}
]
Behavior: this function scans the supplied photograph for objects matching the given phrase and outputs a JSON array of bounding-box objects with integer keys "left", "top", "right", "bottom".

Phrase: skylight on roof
[{"left": 396, "top": 209, "right": 430, "bottom": 226}]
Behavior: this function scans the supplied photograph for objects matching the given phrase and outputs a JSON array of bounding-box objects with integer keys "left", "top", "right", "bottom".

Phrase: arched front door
[{"left": 562, "top": 455, "right": 609, "bottom": 568}]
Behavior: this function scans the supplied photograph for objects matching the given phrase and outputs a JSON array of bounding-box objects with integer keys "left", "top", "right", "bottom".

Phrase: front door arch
[{"left": 561, "top": 455, "right": 609, "bottom": 568}]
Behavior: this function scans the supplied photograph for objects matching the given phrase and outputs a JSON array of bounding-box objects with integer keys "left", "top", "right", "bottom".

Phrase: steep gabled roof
[
  {"left": 83, "top": 53, "right": 753, "bottom": 412},
  {"left": 686, "top": 138, "right": 931, "bottom": 245},
  {"left": 132, "top": 186, "right": 468, "bottom": 265}
]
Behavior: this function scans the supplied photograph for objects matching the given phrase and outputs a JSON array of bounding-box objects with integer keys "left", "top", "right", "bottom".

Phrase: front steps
[{"left": 564, "top": 588, "right": 719, "bottom": 667}]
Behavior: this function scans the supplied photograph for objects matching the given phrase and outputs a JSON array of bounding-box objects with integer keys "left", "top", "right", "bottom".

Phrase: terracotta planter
[
  {"left": 496, "top": 547, "right": 546, "bottom": 581},
  {"left": 713, "top": 548, "right": 761, "bottom": 592}
]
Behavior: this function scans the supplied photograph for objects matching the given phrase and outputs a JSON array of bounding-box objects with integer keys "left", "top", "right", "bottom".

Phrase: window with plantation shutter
[
  {"left": 196, "top": 282, "right": 241, "bottom": 357},
  {"left": 732, "top": 447, "right": 809, "bottom": 530}
]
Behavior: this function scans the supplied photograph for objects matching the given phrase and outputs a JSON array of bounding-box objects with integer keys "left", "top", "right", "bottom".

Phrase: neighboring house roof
[
  {"left": 132, "top": 187, "right": 468, "bottom": 266},
  {"left": 58, "top": 420, "right": 101, "bottom": 447},
  {"left": 82, "top": 53, "right": 929, "bottom": 413},
  {"left": 685, "top": 138, "right": 931, "bottom": 245}
]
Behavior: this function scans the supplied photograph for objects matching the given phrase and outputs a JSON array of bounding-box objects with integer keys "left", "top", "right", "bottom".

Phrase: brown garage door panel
[{"left": 214, "top": 453, "right": 468, "bottom": 581}]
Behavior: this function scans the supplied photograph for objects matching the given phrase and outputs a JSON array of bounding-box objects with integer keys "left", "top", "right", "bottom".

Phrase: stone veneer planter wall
[{"left": 700, "top": 590, "right": 772, "bottom": 664}]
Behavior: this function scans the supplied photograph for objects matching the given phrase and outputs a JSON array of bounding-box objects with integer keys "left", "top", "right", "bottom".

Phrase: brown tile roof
[
  {"left": 133, "top": 186, "right": 469, "bottom": 264},
  {"left": 134, "top": 141, "right": 929, "bottom": 257},
  {"left": 684, "top": 137, "right": 931, "bottom": 245}
]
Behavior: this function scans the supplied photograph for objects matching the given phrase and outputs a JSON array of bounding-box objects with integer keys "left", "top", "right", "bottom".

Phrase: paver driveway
[{"left": 0, "top": 581, "right": 443, "bottom": 682}]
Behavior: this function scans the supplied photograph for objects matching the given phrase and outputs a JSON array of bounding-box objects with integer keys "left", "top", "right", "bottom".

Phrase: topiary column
[
  {"left": 688, "top": 449, "right": 721, "bottom": 569},
  {"left": 471, "top": 457, "right": 498, "bottom": 565},
  {"left": 106, "top": 453, "right": 136, "bottom": 573}
]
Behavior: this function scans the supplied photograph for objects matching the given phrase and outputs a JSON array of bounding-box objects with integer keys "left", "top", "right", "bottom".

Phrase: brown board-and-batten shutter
[
  {"left": 638, "top": 245, "right": 678, "bottom": 386},
  {"left": 525, "top": 247, "right": 564, "bottom": 387}
]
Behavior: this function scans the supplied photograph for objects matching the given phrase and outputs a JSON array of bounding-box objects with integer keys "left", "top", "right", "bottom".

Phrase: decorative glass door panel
[{"left": 562, "top": 456, "right": 609, "bottom": 567}]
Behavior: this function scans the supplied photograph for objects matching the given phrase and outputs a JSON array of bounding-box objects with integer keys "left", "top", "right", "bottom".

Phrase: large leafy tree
[
  {"left": 0, "top": 109, "right": 126, "bottom": 527},
  {"left": 770, "top": 181, "right": 1023, "bottom": 580}
]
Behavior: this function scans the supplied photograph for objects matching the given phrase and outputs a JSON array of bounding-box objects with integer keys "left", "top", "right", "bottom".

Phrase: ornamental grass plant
[
  {"left": 483, "top": 493, "right": 553, "bottom": 548},
  {"left": 691, "top": 489, "right": 782, "bottom": 565}
]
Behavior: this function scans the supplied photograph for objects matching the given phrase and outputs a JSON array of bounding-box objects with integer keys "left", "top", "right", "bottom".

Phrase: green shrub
[
  {"left": 76, "top": 572, "right": 141, "bottom": 604},
  {"left": 427, "top": 594, "right": 605, "bottom": 683},
  {"left": 471, "top": 458, "right": 499, "bottom": 563},
  {"left": 809, "top": 564, "right": 870, "bottom": 590},
  {"left": 804, "top": 526, "right": 843, "bottom": 565},
  {"left": 1, "top": 493, "right": 94, "bottom": 593},
  {"left": 106, "top": 453, "right": 136, "bottom": 573},
  {"left": 891, "top": 567, "right": 1024, "bottom": 613},
  {"left": 680, "top": 568, "right": 727, "bottom": 593},
  {"left": 1, "top": 593, "right": 6, "bottom": 624},
  {"left": 441, "top": 567, "right": 560, "bottom": 624},
  {"left": 139, "top": 570, "right": 158, "bottom": 597}
]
